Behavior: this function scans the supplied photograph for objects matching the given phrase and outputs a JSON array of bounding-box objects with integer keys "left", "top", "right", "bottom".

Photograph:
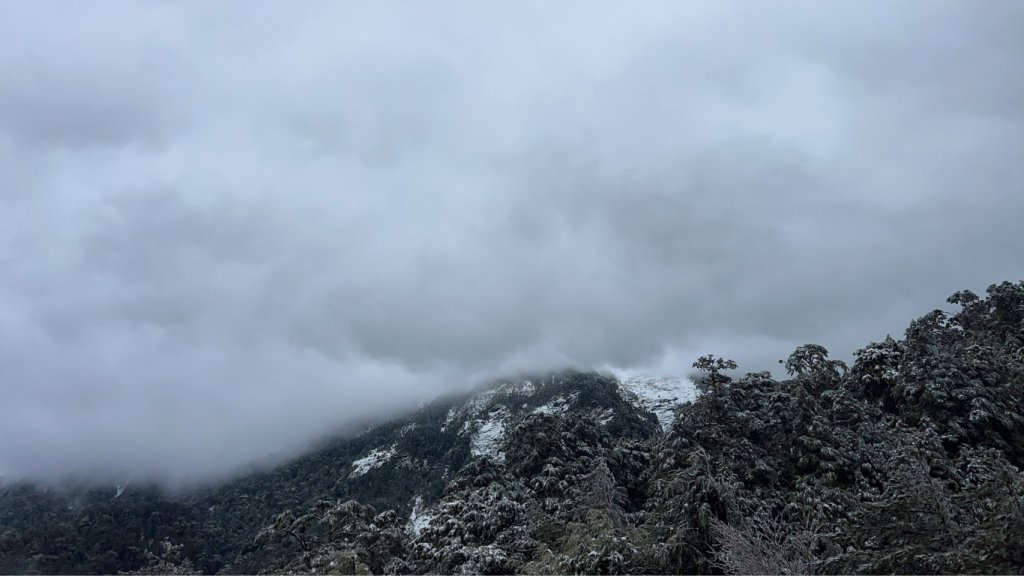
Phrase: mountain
[
  {"left": 2, "top": 281, "right": 1023, "bottom": 574},
  {"left": 0, "top": 370, "right": 692, "bottom": 574}
]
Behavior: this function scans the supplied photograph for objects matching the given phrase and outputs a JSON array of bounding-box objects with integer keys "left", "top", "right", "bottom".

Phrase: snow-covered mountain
[
  {"left": 225, "top": 369, "right": 700, "bottom": 573},
  {"left": 357, "top": 370, "right": 694, "bottom": 469},
  {"left": 0, "top": 369, "right": 697, "bottom": 574},
  {"left": 341, "top": 371, "right": 690, "bottom": 481},
  {"left": 615, "top": 374, "right": 697, "bottom": 430}
]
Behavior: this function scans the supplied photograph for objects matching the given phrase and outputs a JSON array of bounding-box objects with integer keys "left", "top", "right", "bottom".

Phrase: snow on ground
[
  {"left": 470, "top": 409, "right": 508, "bottom": 461},
  {"left": 408, "top": 496, "right": 433, "bottom": 536},
  {"left": 349, "top": 444, "right": 398, "bottom": 478},
  {"left": 532, "top": 392, "right": 578, "bottom": 416},
  {"left": 446, "top": 377, "right": 542, "bottom": 433},
  {"left": 114, "top": 484, "right": 126, "bottom": 498},
  {"left": 616, "top": 374, "right": 697, "bottom": 430}
]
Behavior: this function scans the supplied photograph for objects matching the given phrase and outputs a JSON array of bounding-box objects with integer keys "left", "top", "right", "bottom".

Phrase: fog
[{"left": 1, "top": 1, "right": 1021, "bottom": 483}]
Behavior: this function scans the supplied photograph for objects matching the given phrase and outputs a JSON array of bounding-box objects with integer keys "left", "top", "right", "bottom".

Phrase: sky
[{"left": 1, "top": 1, "right": 1022, "bottom": 483}]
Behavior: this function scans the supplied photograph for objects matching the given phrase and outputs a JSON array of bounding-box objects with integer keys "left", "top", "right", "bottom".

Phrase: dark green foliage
[
  {"left": 0, "top": 482, "right": 206, "bottom": 574},
  {"left": 784, "top": 344, "right": 848, "bottom": 396},
  {"left": 693, "top": 355, "right": 738, "bottom": 408},
  {"left": 893, "top": 283, "right": 1024, "bottom": 465},
  {"left": 410, "top": 458, "right": 542, "bottom": 575},
  {"left": 644, "top": 282, "right": 1024, "bottom": 575},
  {"left": 850, "top": 335, "right": 902, "bottom": 407},
  {"left": 238, "top": 499, "right": 409, "bottom": 574}
]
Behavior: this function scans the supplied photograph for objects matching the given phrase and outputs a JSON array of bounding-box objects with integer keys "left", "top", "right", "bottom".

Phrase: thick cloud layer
[{"left": 1, "top": 1, "right": 1022, "bottom": 482}]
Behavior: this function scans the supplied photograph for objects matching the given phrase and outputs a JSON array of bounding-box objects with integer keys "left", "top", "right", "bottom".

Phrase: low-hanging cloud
[{"left": 1, "top": 1, "right": 1022, "bottom": 483}]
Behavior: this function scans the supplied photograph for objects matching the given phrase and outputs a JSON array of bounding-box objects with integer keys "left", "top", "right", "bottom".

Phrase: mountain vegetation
[{"left": 2, "top": 281, "right": 1022, "bottom": 574}]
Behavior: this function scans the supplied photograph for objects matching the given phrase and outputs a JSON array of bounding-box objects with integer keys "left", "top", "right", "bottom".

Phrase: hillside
[{"left": 2, "top": 281, "right": 1023, "bottom": 574}]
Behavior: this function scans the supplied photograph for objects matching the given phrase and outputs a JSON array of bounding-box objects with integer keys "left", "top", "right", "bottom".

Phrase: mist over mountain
[
  {"left": 1, "top": 1, "right": 1022, "bottom": 483},
  {"left": 2, "top": 282, "right": 1023, "bottom": 574}
]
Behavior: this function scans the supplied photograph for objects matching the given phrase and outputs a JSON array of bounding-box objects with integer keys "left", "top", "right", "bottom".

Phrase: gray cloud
[{"left": 1, "top": 0, "right": 1022, "bottom": 482}]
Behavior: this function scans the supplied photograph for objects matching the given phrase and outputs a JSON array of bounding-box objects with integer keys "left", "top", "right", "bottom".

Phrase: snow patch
[
  {"left": 617, "top": 374, "right": 697, "bottom": 430},
  {"left": 470, "top": 409, "right": 508, "bottom": 461},
  {"left": 114, "top": 484, "right": 126, "bottom": 498},
  {"left": 350, "top": 445, "right": 398, "bottom": 478},
  {"left": 408, "top": 496, "right": 433, "bottom": 536},
  {"left": 532, "top": 392, "right": 578, "bottom": 416}
]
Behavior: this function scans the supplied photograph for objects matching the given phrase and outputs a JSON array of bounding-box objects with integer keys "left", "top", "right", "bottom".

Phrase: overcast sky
[{"left": 1, "top": 1, "right": 1022, "bottom": 483}]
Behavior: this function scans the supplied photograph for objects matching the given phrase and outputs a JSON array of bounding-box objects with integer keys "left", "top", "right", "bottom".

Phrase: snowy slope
[
  {"left": 350, "top": 445, "right": 398, "bottom": 478},
  {"left": 616, "top": 374, "right": 697, "bottom": 430},
  {"left": 407, "top": 496, "right": 432, "bottom": 536},
  {"left": 470, "top": 415, "right": 507, "bottom": 461}
]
